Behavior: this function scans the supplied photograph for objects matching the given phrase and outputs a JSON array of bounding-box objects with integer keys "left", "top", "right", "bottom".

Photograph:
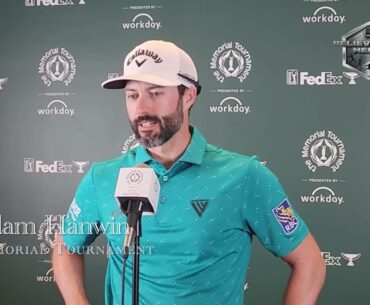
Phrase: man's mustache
[{"left": 133, "top": 115, "right": 161, "bottom": 127}]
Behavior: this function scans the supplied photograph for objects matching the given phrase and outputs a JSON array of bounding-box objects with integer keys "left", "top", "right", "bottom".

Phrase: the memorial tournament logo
[
  {"left": 333, "top": 22, "right": 370, "bottom": 80},
  {"left": 301, "top": 130, "right": 345, "bottom": 172},
  {"left": 37, "top": 100, "right": 75, "bottom": 117},
  {"left": 209, "top": 97, "right": 251, "bottom": 115},
  {"left": 210, "top": 42, "right": 252, "bottom": 83},
  {"left": 122, "top": 13, "right": 161, "bottom": 30},
  {"left": 301, "top": 186, "right": 344, "bottom": 205},
  {"left": 37, "top": 215, "right": 63, "bottom": 254},
  {"left": 127, "top": 170, "right": 143, "bottom": 184},
  {"left": 302, "top": 6, "right": 346, "bottom": 23},
  {"left": 122, "top": 134, "right": 140, "bottom": 154},
  {"left": 39, "top": 47, "right": 77, "bottom": 86}
]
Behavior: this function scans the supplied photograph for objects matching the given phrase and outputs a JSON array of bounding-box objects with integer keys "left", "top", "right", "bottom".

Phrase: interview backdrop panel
[{"left": 0, "top": 1, "right": 369, "bottom": 304}]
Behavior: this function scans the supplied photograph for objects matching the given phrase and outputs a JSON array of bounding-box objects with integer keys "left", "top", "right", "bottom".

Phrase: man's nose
[{"left": 135, "top": 94, "right": 153, "bottom": 115}]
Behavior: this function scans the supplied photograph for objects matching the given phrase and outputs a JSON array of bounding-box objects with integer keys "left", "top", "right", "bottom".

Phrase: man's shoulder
[{"left": 205, "top": 143, "right": 257, "bottom": 164}]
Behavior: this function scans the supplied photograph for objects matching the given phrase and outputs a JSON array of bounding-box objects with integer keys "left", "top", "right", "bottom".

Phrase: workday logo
[
  {"left": 301, "top": 186, "right": 344, "bottom": 205},
  {"left": 209, "top": 97, "right": 251, "bottom": 115},
  {"left": 36, "top": 267, "right": 55, "bottom": 283},
  {"left": 37, "top": 100, "right": 75, "bottom": 117},
  {"left": 302, "top": 6, "right": 346, "bottom": 24},
  {"left": 122, "top": 13, "right": 161, "bottom": 30}
]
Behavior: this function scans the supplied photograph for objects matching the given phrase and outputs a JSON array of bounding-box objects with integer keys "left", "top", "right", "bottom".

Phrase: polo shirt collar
[{"left": 134, "top": 126, "right": 207, "bottom": 166}]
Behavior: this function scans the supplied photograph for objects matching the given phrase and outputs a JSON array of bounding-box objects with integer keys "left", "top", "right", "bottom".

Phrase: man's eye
[
  {"left": 150, "top": 91, "right": 163, "bottom": 97},
  {"left": 127, "top": 93, "right": 138, "bottom": 99}
]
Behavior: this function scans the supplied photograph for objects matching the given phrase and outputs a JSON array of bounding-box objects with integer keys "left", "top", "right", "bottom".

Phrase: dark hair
[{"left": 177, "top": 85, "right": 187, "bottom": 97}]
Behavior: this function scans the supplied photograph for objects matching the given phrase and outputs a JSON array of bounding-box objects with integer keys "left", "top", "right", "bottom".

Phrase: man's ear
[{"left": 182, "top": 86, "right": 197, "bottom": 111}]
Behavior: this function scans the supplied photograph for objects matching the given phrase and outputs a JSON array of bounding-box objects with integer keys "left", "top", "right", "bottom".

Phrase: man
[{"left": 53, "top": 40, "right": 325, "bottom": 305}]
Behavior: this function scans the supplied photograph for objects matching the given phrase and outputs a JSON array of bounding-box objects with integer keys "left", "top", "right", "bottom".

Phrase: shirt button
[
  {"left": 160, "top": 196, "right": 166, "bottom": 203},
  {"left": 162, "top": 176, "right": 168, "bottom": 182}
]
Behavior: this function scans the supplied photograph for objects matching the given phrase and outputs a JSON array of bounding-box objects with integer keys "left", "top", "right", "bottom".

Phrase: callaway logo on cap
[{"left": 102, "top": 40, "right": 201, "bottom": 94}]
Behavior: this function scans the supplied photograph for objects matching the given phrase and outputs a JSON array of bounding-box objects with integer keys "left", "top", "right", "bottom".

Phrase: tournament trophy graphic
[
  {"left": 343, "top": 71, "right": 360, "bottom": 85},
  {"left": 341, "top": 253, "right": 361, "bottom": 266},
  {"left": 72, "top": 161, "right": 89, "bottom": 173}
]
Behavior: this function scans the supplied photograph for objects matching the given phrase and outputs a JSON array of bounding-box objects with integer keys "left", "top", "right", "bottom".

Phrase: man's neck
[{"left": 146, "top": 125, "right": 192, "bottom": 169}]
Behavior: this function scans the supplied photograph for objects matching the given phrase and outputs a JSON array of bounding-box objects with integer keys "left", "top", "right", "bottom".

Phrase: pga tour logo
[
  {"left": 25, "top": 0, "right": 86, "bottom": 6},
  {"left": 301, "top": 130, "right": 345, "bottom": 172},
  {"left": 37, "top": 100, "right": 75, "bottom": 117},
  {"left": 209, "top": 97, "right": 251, "bottom": 115},
  {"left": 24, "top": 158, "right": 89, "bottom": 174},
  {"left": 39, "top": 47, "right": 77, "bottom": 86},
  {"left": 301, "top": 186, "right": 344, "bottom": 205},
  {"left": 286, "top": 69, "right": 360, "bottom": 85},
  {"left": 122, "top": 13, "right": 161, "bottom": 30},
  {"left": 302, "top": 6, "right": 346, "bottom": 23},
  {"left": 210, "top": 42, "right": 252, "bottom": 83}
]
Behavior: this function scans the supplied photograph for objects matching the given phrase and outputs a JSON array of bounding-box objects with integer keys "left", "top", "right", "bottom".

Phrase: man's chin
[{"left": 139, "top": 138, "right": 163, "bottom": 148}]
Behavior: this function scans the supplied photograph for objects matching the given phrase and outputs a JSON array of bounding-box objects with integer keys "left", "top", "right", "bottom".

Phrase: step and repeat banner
[{"left": 0, "top": 1, "right": 369, "bottom": 304}]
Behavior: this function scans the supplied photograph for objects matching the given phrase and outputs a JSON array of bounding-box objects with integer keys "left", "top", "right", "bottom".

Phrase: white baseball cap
[{"left": 102, "top": 40, "right": 201, "bottom": 95}]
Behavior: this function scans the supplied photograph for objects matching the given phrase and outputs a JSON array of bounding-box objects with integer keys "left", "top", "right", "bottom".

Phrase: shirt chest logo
[{"left": 191, "top": 199, "right": 209, "bottom": 217}]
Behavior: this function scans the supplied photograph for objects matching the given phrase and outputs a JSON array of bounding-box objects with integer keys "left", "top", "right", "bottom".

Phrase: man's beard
[{"left": 129, "top": 98, "right": 184, "bottom": 148}]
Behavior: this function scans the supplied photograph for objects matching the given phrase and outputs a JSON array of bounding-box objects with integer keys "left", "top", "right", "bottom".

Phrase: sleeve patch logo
[
  {"left": 68, "top": 199, "right": 81, "bottom": 221},
  {"left": 272, "top": 199, "right": 299, "bottom": 234}
]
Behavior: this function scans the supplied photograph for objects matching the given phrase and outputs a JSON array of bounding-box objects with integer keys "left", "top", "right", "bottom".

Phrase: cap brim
[
  {"left": 101, "top": 74, "right": 182, "bottom": 89},
  {"left": 101, "top": 76, "right": 126, "bottom": 89}
]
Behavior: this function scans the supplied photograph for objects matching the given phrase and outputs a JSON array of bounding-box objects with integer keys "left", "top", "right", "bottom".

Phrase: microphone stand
[{"left": 132, "top": 216, "right": 142, "bottom": 305}]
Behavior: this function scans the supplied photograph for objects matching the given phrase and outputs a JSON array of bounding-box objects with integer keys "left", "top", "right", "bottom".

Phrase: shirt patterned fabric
[{"left": 62, "top": 126, "right": 309, "bottom": 305}]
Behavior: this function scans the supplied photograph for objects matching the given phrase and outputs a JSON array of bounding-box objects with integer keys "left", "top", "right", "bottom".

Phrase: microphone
[{"left": 115, "top": 164, "right": 160, "bottom": 258}]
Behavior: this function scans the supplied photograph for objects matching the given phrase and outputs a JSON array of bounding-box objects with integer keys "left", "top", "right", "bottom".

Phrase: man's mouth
[{"left": 138, "top": 120, "right": 157, "bottom": 128}]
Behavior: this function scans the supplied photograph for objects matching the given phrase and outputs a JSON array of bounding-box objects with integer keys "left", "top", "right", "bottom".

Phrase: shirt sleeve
[
  {"left": 61, "top": 163, "right": 101, "bottom": 253},
  {"left": 242, "top": 156, "right": 309, "bottom": 257}
]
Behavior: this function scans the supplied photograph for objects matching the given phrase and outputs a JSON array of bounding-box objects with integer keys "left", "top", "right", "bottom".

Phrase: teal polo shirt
[{"left": 62, "top": 126, "right": 309, "bottom": 305}]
